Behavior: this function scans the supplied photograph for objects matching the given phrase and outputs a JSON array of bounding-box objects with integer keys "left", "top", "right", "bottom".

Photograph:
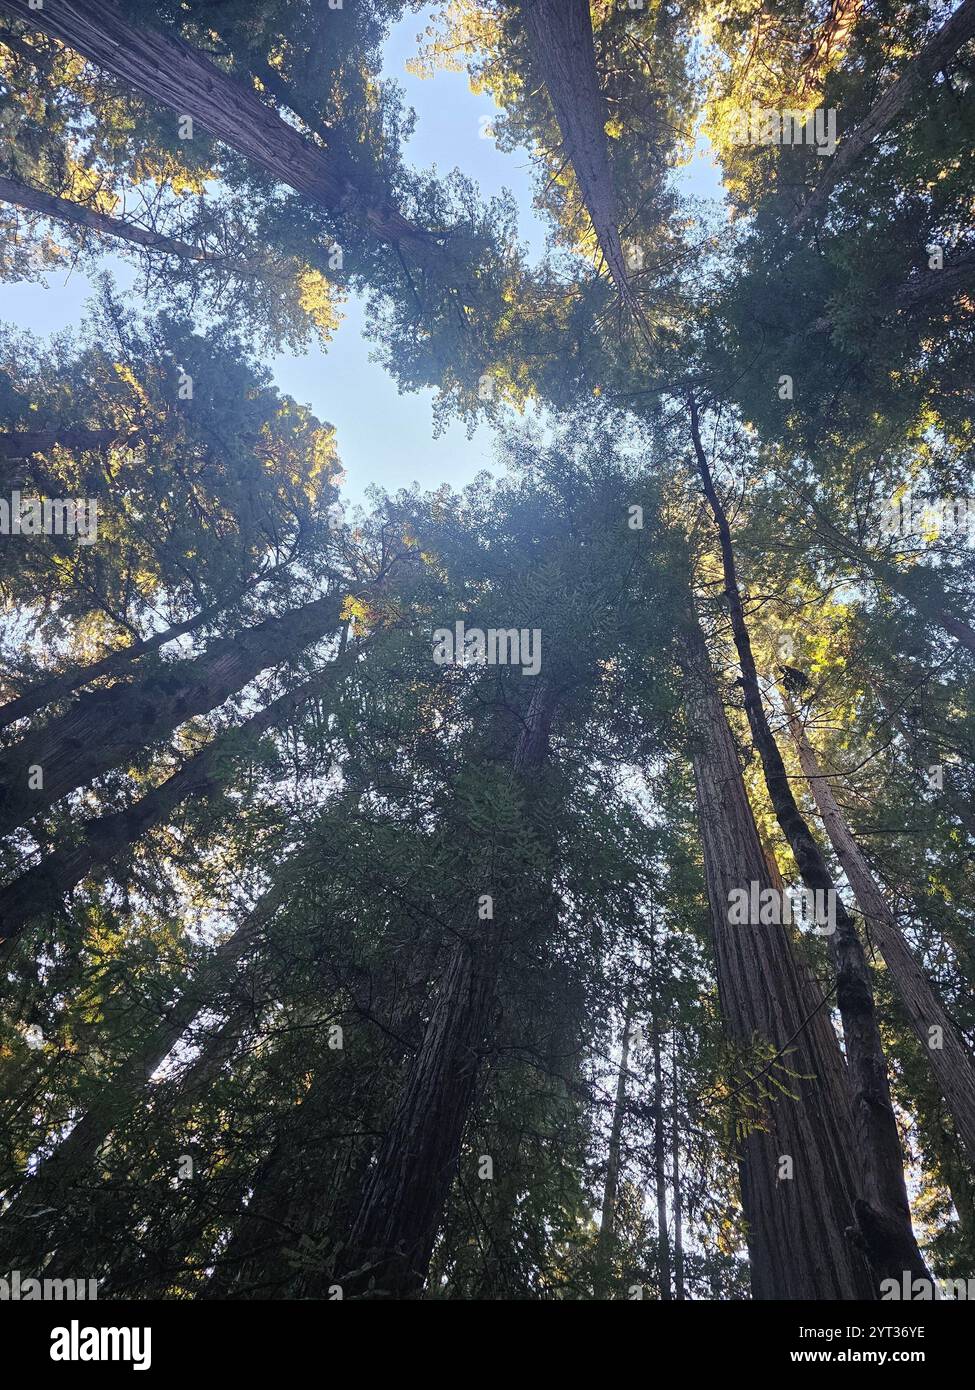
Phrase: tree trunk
[
  {"left": 690, "top": 396, "right": 930, "bottom": 1288},
  {"left": 342, "top": 928, "right": 498, "bottom": 1297},
  {"left": 0, "top": 424, "right": 141, "bottom": 495},
  {"left": 671, "top": 1025, "right": 685, "bottom": 1300},
  {"left": 791, "top": 0, "right": 975, "bottom": 228},
  {"left": 895, "top": 252, "right": 975, "bottom": 311},
  {"left": 341, "top": 680, "right": 556, "bottom": 1298},
  {"left": 799, "top": 494, "right": 975, "bottom": 656},
  {"left": 807, "top": 253, "right": 975, "bottom": 337},
  {"left": 784, "top": 697, "right": 975, "bottom": 1163},
  {"left": 520, "top": 0, "right": 637, "bottom": 311},
  {"left": 0, "top": 645, "right": 354, "bottom": 947},
  {"left": 0, "top": 540, "right": 302, "bottom": 730},
  {"left": 198, "top": 1065, "right": 343, "bottom": 1299},
  {"left": 684, "top": 616, "right": 876, "bottom": 1299},
  {"left": 0, "top": 601, "right": 225, "bottom": 731},
  {"left": 0, "top": 592, "right": 342, "bottom": 839},
  {"left": 41, "top": 997, "right": 267, "bottom": 1289},
  {"left": 0, "top": 872, "right": 294, "bottom": 1271},
  {"left": 597, "top": 988, "right": 634, "bottom": 1269},
  {"left": 650, "top": 994, "right": 672, "bottom": 1301},
  {"left": 869, "top": 557, "right": 975, "bottom": 657},
  {"left": 0, "top": 173, "right": 204, "bottom": 259},
  {"left": 202, "top": 927, "right": 437, "bottom": 1300},
  {"left": 0, "top": 0, "right": 438, "bottom": 254}
]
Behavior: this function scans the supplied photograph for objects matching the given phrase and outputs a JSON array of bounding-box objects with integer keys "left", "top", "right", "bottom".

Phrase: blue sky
[{"left": 2, "top": 5, "right": 724, "bottom": 510}]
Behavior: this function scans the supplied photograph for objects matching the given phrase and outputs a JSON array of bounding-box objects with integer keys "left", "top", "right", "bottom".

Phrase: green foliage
[{"left": 0, "top": 0, "right": 972, "bottom": 1303}]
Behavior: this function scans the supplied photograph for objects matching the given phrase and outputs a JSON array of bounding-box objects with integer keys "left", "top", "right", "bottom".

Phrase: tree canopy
[{"left": 0, "top": 0, "right": 973, "bottom": 1312}]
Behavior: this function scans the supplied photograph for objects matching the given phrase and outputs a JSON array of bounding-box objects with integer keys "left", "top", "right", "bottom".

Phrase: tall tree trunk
[
  {"left": 0, "top": 598, "right": 231, "bottom": 731},
  {"left": 0, "top": 592, "right": 342, "bottom": 839},
  {"left": 519, "top": 0, "right": 638, "bottom": 311},
  {"left": 869, "top": 557, "right": 975, "bottom": 657},
  {"left": 807, "top": 253, "right": 975, "bottom": 338},
  {"left": 791, "top": 0, "right": 975, "bottom": 228},
  {"left": 647, "top": 925, "right": 672, "bottom": 1299},
  {"left": 342, "top": 925, "right": 499, "bottom": 1298},
  {"left": 0, "top": 173, "right": 205, "bottom": 259},
  {"left": 242, "top": 54, "right": 349, "bottom": 163},
  {"left": 800, "top": 495, "right": 975, "bottom": 656},
  {"left": 0, "top": 0, "right": 440, "bottom": 255},
  {"left": 203, "top": 927, "right": 438, "bottom": 1300},
  {"left": 199, "top": 1065, "right": 343, "bottom": 1300},
  {"left": 597, "top": 988, "right": 634, "bottom": 1270},
  {"left": 0, "top": 643, "right": 356, "bottom": 947},
  {"left": 340, "top": 681, "right": 556, "bottom": 1298},
  {"left": 684, "top": 617, "right": 875, "bottom": 1299},
  {"left": 0, "top": 871, "right": 295, "bottom": 1271},
  {"left": 784, "top": 696, "right": 975, "bottom": 1163},
  {"left": 42, "top": 992, "right": 271, "bottom": 1291},
  {"left": 650, "top": 991, "right": 672, "bottom": 1301},
  {"left": 0, "top": 536, "right": 301, "bottom": 730},
  {"left": 671, "top": 1025, "right": 685, "bottom": 1300},
  {"left": 690, "top": 396, "right": 930, "bottom": 1288},
  {"left": 895, "top": 252, "right": 975, "bottom": 311}
]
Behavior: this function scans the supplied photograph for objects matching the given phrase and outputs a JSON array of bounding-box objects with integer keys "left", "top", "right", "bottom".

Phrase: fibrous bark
[
  {"left": 597, "top": 988, "right": 633, "bottom": 1267},
  {"left": 684, "top": 617, "right": 875, "bottom": 1299},
  {"left": 520, "top": 0, "right": 638, "bottom": 311},
  {"left": 671, "top": 1025, "right": 685, "bottom": 1300},
  {"left": 784, "top": 697, "right": 975, "bottom": 1163},
  {"left": 650, "top": 995, "right": 672, "bottom": 1300},
  {"left": 690, "top": 396, "right": 930, "bottom": 1288},
  {"left": 0, "top": 0, "right": 439, "bottom": 254},
  {"left": 1, "top": 602, "right": 225, "bottom": 732}
]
